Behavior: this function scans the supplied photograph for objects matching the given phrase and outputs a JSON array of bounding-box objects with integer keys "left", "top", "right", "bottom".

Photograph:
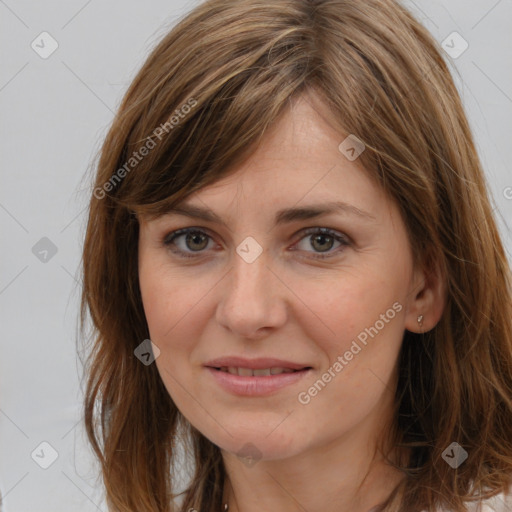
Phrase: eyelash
[{"left": 162, "top": 227, "right": 351, "bottom": 260}]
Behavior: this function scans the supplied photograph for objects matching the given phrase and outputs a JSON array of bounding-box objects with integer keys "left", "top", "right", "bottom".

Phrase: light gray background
[{"left": 0, "top": 1, "right": 511, "bottom": 510}]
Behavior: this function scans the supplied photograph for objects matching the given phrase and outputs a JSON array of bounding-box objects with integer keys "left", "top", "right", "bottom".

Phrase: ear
[{"left": 404, "top": 253, "right": 446, "bottom": 333}]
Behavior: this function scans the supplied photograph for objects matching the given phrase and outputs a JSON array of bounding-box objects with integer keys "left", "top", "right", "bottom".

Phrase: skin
[{"left": 138, "top": 92, "right": 445, "bottom": 512}]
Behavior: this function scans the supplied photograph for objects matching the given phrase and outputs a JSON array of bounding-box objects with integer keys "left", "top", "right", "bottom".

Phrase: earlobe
[{"left": 405, "top": 257, "right": 446, "bottom": 333}]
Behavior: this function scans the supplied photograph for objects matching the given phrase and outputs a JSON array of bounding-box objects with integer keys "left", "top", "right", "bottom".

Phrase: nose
[{"left": 215, "top": 247, "right": 288, "bottom": 340}]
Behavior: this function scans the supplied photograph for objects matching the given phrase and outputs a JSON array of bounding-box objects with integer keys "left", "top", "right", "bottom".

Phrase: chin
[{"left": 205, "top": 425, "right": 304, "bottom": 462}]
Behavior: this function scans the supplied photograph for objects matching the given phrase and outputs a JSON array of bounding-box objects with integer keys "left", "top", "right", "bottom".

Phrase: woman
[{"left": 81, "top": 0, "right": 512, "bottom": 511}]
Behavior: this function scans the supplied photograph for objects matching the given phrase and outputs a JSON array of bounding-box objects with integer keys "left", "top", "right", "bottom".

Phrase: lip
[
  {"left": 204, "top": 357, "right": 312, "bottom": 397},
  {"left": 204, "top": 357, "right": 311, "bottom": 371},
  {"left": 206, "top": 367, "right": 312, "bottom": 396}
]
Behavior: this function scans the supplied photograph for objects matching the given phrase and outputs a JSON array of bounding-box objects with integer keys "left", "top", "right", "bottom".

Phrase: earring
[{"left": 417, "top": 315, "right": 424, "bottom": 327}]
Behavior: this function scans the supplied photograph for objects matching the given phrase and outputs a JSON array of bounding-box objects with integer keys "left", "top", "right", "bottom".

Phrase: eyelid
[{"left": 162, "top": 226, "right": 216, "bottom": 245}]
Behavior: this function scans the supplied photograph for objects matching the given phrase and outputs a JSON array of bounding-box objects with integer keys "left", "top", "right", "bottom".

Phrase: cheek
[
  {"left": 140, "top": 279, "right": 207, "bottom": 374},
  {"left": 291, "top": 264, "right": 407, "bottom": 415},
  {"left": 294, "top": 291, "right": 405, "bottom": 447},
  {"left": 138, "top": 264, "right": 206, "bottom": 416},
  {"left": 139, "top": 250, "right": 209, "bottom": 343},
  {"left": 292, "top": 266, "right": 406, "bottom": 358},
  {"left": 138, "top": 255, "right": 218, "bottom": 396}
]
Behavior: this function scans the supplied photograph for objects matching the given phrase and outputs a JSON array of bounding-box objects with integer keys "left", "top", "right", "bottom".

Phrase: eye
[
  {"left": 163, "top": 226, "right": 351, "bottom": 260},
  {"left": 293, "top": 227, "right": 351, "bottom": 259},
  {"left": 163, "top": 228, "right": 215, "bottom": 259}
]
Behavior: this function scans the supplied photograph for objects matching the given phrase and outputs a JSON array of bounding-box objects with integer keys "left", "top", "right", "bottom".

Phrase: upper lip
[{"left": 204, "top": 357, "right": 311, "bottom": 371}]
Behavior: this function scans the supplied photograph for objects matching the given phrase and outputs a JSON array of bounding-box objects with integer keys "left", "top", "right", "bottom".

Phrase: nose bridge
[
  {"left": 228, "top": 245, "right": 270, "bottom": 308},
  {"left": 233, "top": 246, "right": 267, "bottom": 291},
  {"left": 229, "top": 233, "right": 270, "bottom": 294},
  {"left": 215, "top": 241, "right": 285, "bottom": 337}
]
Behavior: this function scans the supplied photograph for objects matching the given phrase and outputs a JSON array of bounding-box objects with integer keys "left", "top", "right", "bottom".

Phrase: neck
[
  {"left": 221, "top": 426, "right": 406, "bottom": 512},
  {"left": 222, "top": 462, "right": 403, "bottom": 512}
]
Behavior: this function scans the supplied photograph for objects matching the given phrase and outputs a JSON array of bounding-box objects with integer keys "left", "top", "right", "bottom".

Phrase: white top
[
  {"left": 367, "top": 487, "right": 512, "bottom": 512},
  {"left": 433, "top": 488, "right": 512, "bottom": 512},
  {"left": 460, "top": 490, "right": 512, "bottom": 511}
]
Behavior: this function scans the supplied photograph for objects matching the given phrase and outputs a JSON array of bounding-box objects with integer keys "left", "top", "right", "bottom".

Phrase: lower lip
[{"left": 205, "top": 367, "right": 311, "bottom": 396}]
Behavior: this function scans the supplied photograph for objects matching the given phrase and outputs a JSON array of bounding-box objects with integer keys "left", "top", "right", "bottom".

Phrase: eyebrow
[{"left": 165, "top": 200, "right": 376, "bottom": 227}]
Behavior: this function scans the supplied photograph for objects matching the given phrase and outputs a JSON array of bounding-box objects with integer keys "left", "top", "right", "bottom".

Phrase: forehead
[
  {"left": 174, "top": 98, "right": 384, "bottom": 222},
  {"left": 138, "top": 93, "right": 397, "bottom": 231}
]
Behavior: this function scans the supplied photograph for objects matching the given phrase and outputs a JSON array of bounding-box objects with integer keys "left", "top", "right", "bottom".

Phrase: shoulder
[
  {"left": 427, "top": 485, "right": 512, "bottom": 512},
  {"left": 465, "top": 488, "right": 512, "bottom": 512}
]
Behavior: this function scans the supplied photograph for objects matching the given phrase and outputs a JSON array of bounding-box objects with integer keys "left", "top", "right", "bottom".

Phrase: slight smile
[{"left": 204, "top": 357, "right": 313, "bottom": 396}]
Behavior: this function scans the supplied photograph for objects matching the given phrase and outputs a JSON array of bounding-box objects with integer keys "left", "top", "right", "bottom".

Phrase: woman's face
[{"left": 138, "top": 94, "right": 427, "bottom": 463}]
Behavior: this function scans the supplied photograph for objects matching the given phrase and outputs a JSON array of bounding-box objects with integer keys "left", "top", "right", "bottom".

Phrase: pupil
[
  {"left": 312, "top": 234, "right": 333, "bottom": 252},
  {"left": 187, "top": 232, "right": 207, "bottom": 251}
]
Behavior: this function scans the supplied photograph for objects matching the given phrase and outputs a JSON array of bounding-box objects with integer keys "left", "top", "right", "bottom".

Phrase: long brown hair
[{"left": 80, "top": 0, "right": 512, "bottom": 510}]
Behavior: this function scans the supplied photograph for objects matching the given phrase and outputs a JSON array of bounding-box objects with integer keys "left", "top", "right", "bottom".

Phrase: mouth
[
  {"left": 209, "top": 366, "right": 311, "bottom": 376},
  {"left": 204, "top": 358, "right": 313, "bottom": 396}
]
